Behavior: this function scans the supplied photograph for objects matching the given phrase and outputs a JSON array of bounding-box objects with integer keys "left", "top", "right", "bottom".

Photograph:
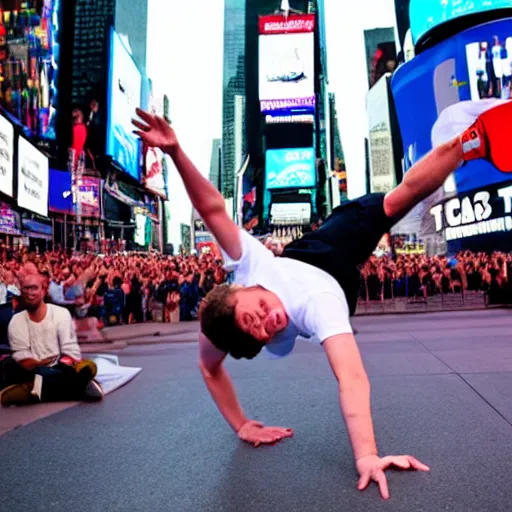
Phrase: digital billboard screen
[
  {"left": 265, "top": 148, "right": 316, "bottom": 189},
  {"left": 409, "top": 0, "right": 512, "bottom": 45},
  {"left": 106, "top": 29, "right": 142, "bottom": 181},
  {"left": 259, "top": 32, "right": 314, "bottom": 106},
  {"left": 391, "top": 17, "right": 512, "bottom": 248},
  {"left": 0, "top": 115, "right": 14, "bottom": 197},
  {"left": 0, "top": 0, "right": 60, "bottom": 140},
  {"left": 17, "top": 136, "right": 49, "bottom": 217}
]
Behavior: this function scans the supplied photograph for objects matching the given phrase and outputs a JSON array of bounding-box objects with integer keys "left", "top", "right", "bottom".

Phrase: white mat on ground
[{"left": 88, "top": 355, "right": 142, "bottom": 395}]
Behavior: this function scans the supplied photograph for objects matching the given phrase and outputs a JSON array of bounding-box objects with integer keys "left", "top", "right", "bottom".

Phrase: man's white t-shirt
[
  {"left": 9, "top": 303, "right": 81, "bottom": 362},
  {"left": 221, "top": 230, "right": 353, "bottom": 358}
]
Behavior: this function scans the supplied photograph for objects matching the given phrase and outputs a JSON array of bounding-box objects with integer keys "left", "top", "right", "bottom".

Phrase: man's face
[
  {"left": 21, "top": 274, "right": 46, "bottom": 310},
  {"left": 233, "top": 288, "right": 288, "bottom": 342}
]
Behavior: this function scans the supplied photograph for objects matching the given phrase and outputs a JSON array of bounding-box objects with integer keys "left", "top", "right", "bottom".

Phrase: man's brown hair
[{"left": 199, "top": 284, "right": 264, "bottom": 360}]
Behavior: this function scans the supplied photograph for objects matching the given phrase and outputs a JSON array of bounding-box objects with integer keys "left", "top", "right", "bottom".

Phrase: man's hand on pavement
[
  {"left": 237, "top": 420, "right": 294, "bottom": 447},
  {"left": 356, "top": 454, "right": 430, "bottom": 500}
]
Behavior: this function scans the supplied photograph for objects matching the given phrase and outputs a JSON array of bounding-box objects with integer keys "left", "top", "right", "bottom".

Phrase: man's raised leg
[{"left": 383, "top": 137, "right": 463, "bottom": 219}]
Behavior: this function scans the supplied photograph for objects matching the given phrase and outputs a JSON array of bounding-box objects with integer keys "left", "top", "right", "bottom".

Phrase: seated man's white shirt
[
  {"left": 9, "top": 303, "right": 81, "bottom": 363},
  {"left": 221, "top": 230, "right": 353, "bottom": 358}
]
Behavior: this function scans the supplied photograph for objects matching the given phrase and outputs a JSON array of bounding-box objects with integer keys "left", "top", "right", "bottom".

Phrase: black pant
[
  {"left": 0, "top": 356, "right": 89, "bottom": 402},
  {"left": 283, "top": 194, "right": 397, "bottom": 316}
]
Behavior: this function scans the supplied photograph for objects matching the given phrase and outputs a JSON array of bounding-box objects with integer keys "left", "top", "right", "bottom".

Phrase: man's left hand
[{"left": 356, "top": 454, "right": 430, "bottom": 500}]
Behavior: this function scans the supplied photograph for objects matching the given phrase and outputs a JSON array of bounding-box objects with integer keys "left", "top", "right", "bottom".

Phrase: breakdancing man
[{"left": 132, "top": 99, "right": 512, "bottom": 500}]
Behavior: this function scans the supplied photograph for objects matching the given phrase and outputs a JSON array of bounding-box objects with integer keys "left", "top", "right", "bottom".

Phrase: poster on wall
[
  {"left": 107, "top": 29, "right": 142, "bottom": 181},
  {"left": 259, "top": 32, "right": 315, "bottom": 104},
  {"left": 0, "top": 115, "right": 14, "bottom": 197},
  {"left": 17, "top": 137, "right": 49, "bottom": 217}
]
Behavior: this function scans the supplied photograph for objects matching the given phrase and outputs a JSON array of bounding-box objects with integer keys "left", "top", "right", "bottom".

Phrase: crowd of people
[
  {"left": 0, "top": 246, "right": 227, "bottom": 343},
  {"left": 0, "top": 245, "right": 509, "bottom": 342},
  {"left": 359, "top": 251, "right": 512, "bottom": 304}
]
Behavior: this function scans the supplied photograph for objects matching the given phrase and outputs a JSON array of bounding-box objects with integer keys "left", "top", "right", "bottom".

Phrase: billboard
[
  {"left": 0, "top": 115, "right": 14, "bottom": 197},
  {"left": 17, "top": 137, "right": 49, "bottom": 217},
  {"left": 265, "top": 148, "right": 316, "bottom": 189},
  {"left": 366, "top": 74, "right": 397, "bottom": 194},
  {"left": 143, "top": 83, "right": 168, "bottom": 198},
  {"left": 106, "top": 29, "right": 142, "bottom": 181},
  {"left": 259, "top": 32, "right": 314, "bottom": 107},
  {"left": 391, "top": 17, "right": 512, "bottom": 248},
  {"left": 429, "top": 179, "right": 512, "bottom": 251},
  {"left": 410, "top": 0, "right": 512, "bottom": 45},
  {"left": 50, "top": 168, "right": 102, "bottom": 218},
  {"left": 0, "top": 1, "right": 60, "bottom": 139},
  {"left": 259, "top": 14, "right": 316, "bottom": 35}
]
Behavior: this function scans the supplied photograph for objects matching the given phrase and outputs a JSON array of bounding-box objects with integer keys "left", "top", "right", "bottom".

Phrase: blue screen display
[
  {"left": 391, "top": 18, "right": 512, "bottom": 195},
  {"left": 49, "top": 168, "right": 72, "bottom": 214},
  {"left": 265, "top": 148, "right": 316, "bottom": 189},
  {"left": 106, "top": 29, "right": 142, "bottom": 181},
  {"left": 410, "top": 0, "right": 512, "bottom": 44}
]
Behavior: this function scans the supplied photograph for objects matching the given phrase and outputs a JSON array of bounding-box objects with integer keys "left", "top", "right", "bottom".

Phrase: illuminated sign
[
  {"left": 261, "top": 96, "right": 315, "bottom": 113},
  {"left": 259, "top": 32, "right": 314, "bottom": 104},
  {"left": 265, "top": 148, "right": 316, "bottom": 189},
  {"left": 430, "top": 183, "right": 512, "bottom": 241},
  {"left": 409, "top": 0, "right": 512, "bottom": 45},
  {"left": 259, "top": 14, "right": 316, "bottom": 35},
  {"left": 265, "top": 113, "right": 314, "bottom": 124}
]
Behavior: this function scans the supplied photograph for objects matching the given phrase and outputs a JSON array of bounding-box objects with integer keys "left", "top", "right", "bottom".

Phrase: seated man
[
  {"left": 132, "top": 99, "right": 512, "bottom": 500},
  {"left": 0, "top": 273, "right": 103, "bottom": 406}
]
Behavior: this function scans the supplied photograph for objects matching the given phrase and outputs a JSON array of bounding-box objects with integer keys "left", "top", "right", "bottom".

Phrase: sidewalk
[{"left": 79, "top": 321, "right": 200, "bottom": 354}]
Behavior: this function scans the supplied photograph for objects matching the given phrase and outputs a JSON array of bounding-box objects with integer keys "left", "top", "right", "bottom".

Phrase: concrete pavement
[{"left": 2, "top": 309, "right": 512, "bottom": 511}]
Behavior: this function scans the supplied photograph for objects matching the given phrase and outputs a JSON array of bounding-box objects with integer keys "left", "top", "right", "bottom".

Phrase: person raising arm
[{"left": 132, "top": 109, "right": 293, "bottom": 446}]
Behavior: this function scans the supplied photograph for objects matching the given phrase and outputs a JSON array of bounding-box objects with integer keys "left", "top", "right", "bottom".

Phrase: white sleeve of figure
[
  {"left": 56, "top": 308, "right": 82, "bottom": 361},
  {"left": 220, "top": 229, "right": 274, "bottom": 284},
  {"left": 8, "top": 314, "right": 33, "bottom": 362}
]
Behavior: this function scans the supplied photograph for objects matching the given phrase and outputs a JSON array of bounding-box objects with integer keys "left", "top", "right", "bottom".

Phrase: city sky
[{"left": 146, "top": 0, "right": 398, "bottom": 241}]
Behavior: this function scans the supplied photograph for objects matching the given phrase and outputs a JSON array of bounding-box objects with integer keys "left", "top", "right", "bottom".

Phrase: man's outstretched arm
[
  {"left": 198, "top": 332, "right": 248, "bottom": 432},
  {"left": 132, "top": 110, "right": 241, "bottom": 260},
  {"left": 323, "top": 334, "right": 429, "bottom": 500},
  {"left": 199, "top": 333, "right": 294, "bottom": 446}
]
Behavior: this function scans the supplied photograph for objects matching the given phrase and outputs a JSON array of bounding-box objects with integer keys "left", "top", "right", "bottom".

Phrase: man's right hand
[
  {"left": 132, "top": 108, "right": 178, "bottom": 155},
  {"left": 237, "top": 420, "right": 294, "bottom": 447}
]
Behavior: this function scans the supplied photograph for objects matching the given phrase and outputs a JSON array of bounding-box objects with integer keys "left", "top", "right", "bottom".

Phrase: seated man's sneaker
[
  {"left": 0, "top": 383, "right": 40, "bottom": 407},
  {"left": 74, "top": 360, "right": 98, "bottom": 383},
  {"left": 462, "top": 100, "right": 512, "bottom": 172},
  {"left": 84, "top": 379, "right": 104, "bottom": 402}
]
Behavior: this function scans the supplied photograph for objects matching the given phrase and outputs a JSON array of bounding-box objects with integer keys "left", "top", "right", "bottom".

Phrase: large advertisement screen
[
  {"left": 429, "top": 179, "right": 512, "bottom": 252},
  {"left": 0, "top": 115, "right": 14, "bottom": 197},
  {"left": 259, "top": 32, "right": 314, "bottom": 107},
  {"left": 50, "top": 170, "right": 101, "bottom": 218},
  {"left": 410, "top": 0, "right": 512, "bottom": 45},
  {"left": 265, "top": 148, "right": 316, "bottom": 189},
  {"left": 366, "top": 74, "right": 397, "bottom": 194},
  {"left": 391, "top": 17, "right": 512, "bottom": 248},
  {"left": 106, "top": 29, "right": 142, "bottom": 181},
  {"left": 0, "top": 0, "right": 60, "bottom": 139},
  {"left": 17, "top": 137, "right": 49, "bottom": 217}
]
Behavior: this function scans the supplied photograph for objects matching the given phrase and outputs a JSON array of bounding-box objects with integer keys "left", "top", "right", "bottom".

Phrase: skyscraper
[
  {"left": 222, "top": 1, "right": 246, "bottom": 200},
  {"left": 363, "top": 27, "right": 396, "bottom": 88},
  {"left": 222, "top": 0, "right": 311, "bottom": 202},
  {"left": 209, "top": 139, "right": 222, "bottom": 191}
]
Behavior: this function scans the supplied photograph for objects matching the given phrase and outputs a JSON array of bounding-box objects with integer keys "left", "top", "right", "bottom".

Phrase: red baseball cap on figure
[{"left": 461, "top": 99, "right": 512, "bottom": 172}]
